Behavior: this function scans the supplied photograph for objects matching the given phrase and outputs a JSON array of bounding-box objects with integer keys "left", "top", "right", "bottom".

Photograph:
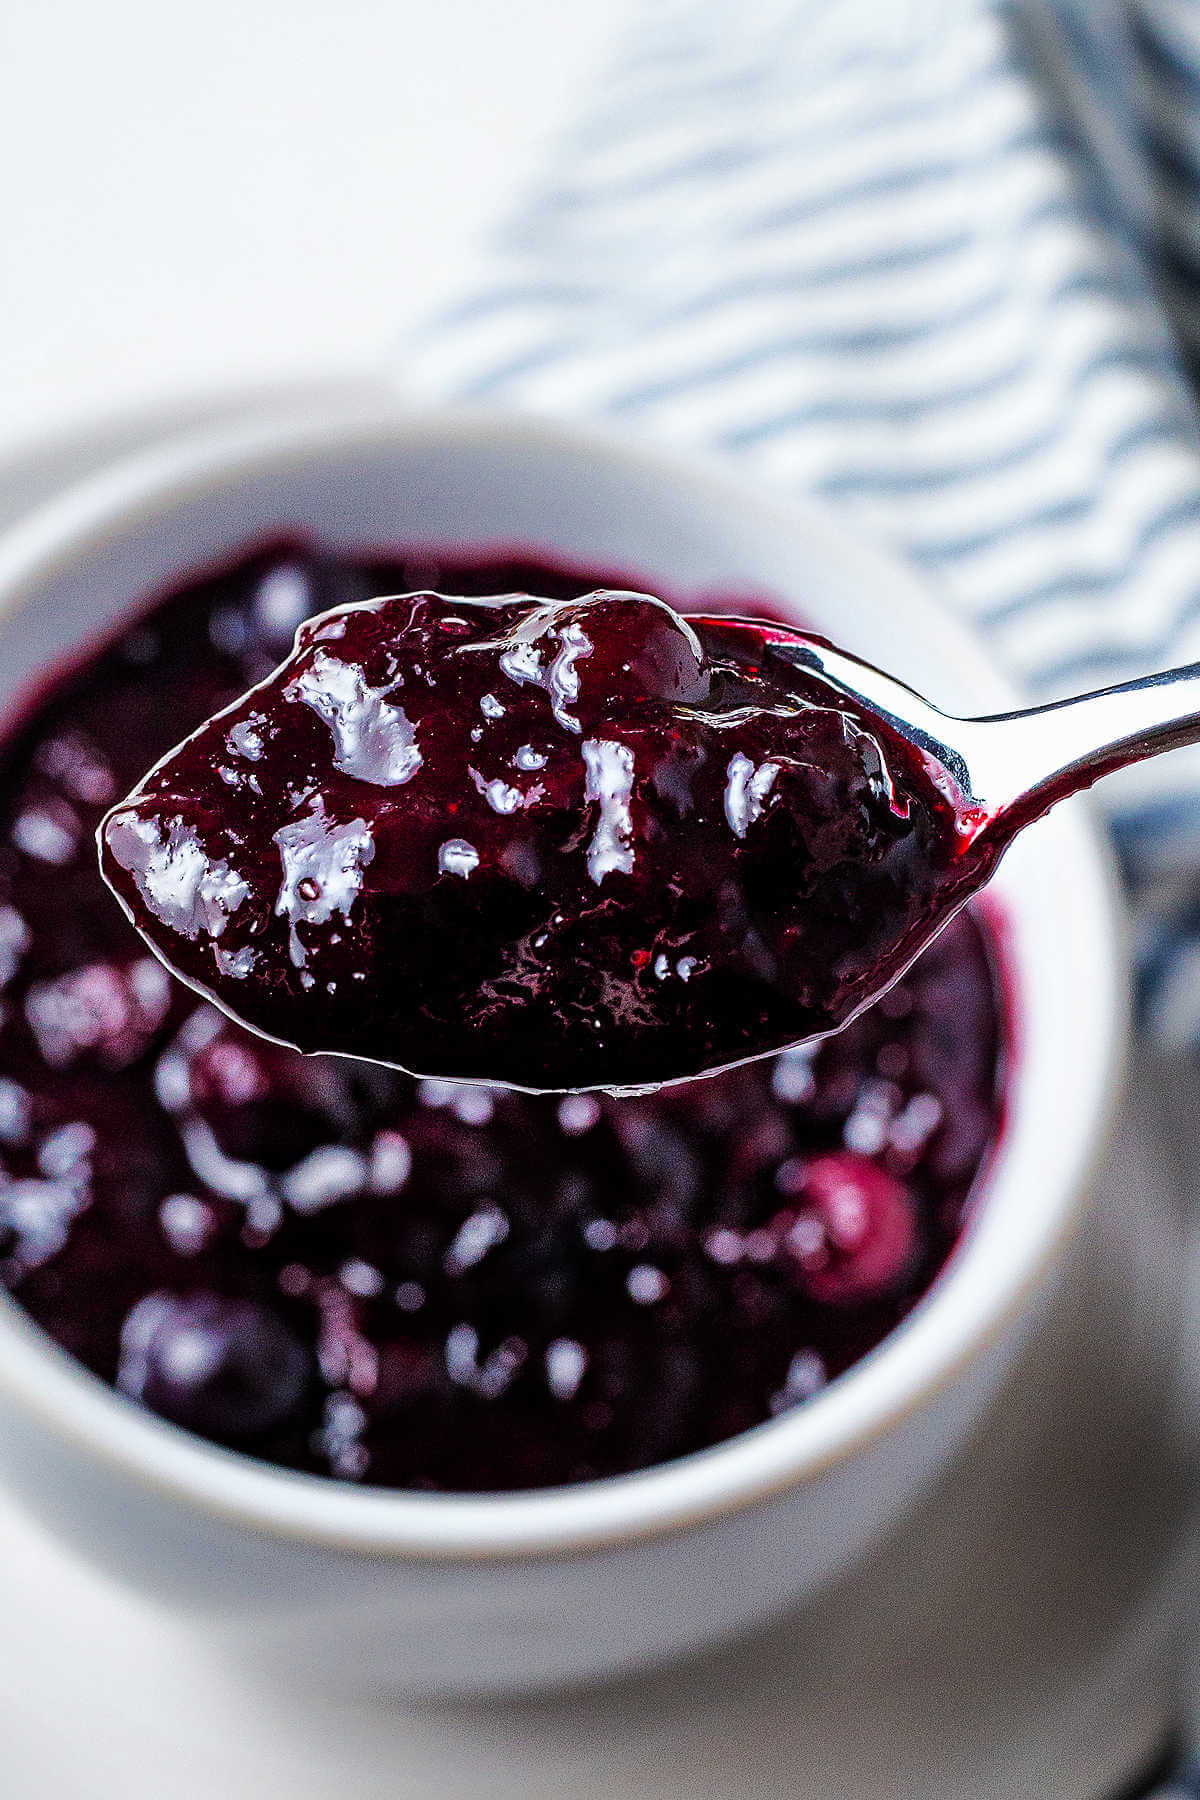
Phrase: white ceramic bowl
[{"left": 0, "top": 400, "right": 1127, "bottom": 1695}]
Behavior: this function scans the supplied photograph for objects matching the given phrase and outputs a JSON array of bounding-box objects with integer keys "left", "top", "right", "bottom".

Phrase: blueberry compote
[
  {"left": 101, "top": 586, "right": 989, "bottom": 1091},
  {"left": 0, "top": 544, "right": 1004, "bottom": 1490}
]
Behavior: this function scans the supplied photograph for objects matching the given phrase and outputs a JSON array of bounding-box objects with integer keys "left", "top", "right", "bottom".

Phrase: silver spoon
[{"left": 100, "top": 589, "right": 1200, "bottom": 1095}]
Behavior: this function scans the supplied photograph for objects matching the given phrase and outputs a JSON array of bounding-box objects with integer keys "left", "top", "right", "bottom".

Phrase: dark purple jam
[
  {"left": 0, "top": 543, "right": 1005, "bottom": 1490},
  {"left": 100, "top": 586, "right": 988, "bottom": 1092}
]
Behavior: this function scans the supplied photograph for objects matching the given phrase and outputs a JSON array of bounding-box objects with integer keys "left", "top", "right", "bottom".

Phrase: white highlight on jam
[
  {"left": 582, "top": 738, "right": 636, "bottom": 884},
  {"left": 723, "top": 751, "right": 780, "bottom": 838},
  {"left": 273, "top": 796, "right": 375, "bottom": 969},
  {"left": 498, "top": 613, "right": 591, "bottom": 731},
  {"left": 438, "top": 838, "right": 480, "bottom": 878},
  {"left": 288, "top": 649, "right": 422, "bottom": 787},
  {"left": 104, "top": 813, "right": 249, "bottom": 941}
]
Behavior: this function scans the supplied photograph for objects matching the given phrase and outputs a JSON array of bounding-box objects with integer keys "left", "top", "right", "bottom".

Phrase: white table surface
[
  {"left": 0, "top": 0, "right": 627, "bottom": 457},
  {"left": 0, "top": 9, "right": 1194, "bottom": 1790}
]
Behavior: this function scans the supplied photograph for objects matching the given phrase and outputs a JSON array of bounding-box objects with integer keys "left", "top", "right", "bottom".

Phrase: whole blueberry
[
  {"left": 561, "top": 593, "right": 710, "bottom": 713},
  {"left": 117, "top": 1291, "right": 313, "bottom": 1440},
  {"left": 775, "top": 1153, "right": 918, "bottom": 1305}
]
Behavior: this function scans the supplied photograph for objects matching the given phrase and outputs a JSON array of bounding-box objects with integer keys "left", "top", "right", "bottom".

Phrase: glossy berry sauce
[
  {"left": 101, "top": 586, "right": 990, "bottom": 1092},
  {"left": 0, "top": 543, "right": 1005, "bottom": 1490}
]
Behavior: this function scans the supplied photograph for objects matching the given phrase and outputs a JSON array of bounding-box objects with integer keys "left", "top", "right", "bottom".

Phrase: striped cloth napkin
[{"left": 403, "top": 2, "right": 1199, "bottom": 1789}]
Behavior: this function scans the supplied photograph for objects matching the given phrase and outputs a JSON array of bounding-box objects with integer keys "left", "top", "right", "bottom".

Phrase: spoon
[{"left": 98, "top": 588, "right": 1199, "bottom": 1093}]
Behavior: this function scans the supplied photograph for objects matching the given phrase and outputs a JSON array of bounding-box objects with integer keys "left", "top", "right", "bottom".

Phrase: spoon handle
[
  {"left": 749, "top": 630, "right": 1200, "bottom": 831},
  {"left": 958, "top": 661, "right": 1200, "bottom": 822}
]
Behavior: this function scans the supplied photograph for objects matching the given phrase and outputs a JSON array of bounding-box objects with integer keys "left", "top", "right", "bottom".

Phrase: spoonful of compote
[{"left": 97, "top": 586, "right": 1193, "bottom": 1093}]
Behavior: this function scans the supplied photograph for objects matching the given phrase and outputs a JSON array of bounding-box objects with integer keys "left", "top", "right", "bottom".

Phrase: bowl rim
[{"left": 0, "top": 396, "right": 1130, "bottom": 1561}]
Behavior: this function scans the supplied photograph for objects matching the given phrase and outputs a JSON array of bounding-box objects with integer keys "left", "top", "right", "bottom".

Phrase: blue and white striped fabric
[
  {"left": 402, "top": 0, "right": 1200, "bottom": 1055},
  {"left": 1120, "top": 1752, "right": 1200, "bottom": 1800},
  {"left": 404, "top": 8, "right": 1199, "bottom": 1784}
]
